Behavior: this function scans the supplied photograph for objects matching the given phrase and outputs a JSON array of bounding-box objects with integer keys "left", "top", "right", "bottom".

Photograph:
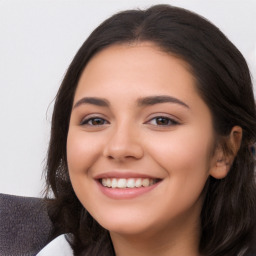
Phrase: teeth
[
  {"left": 106, "top": 178, "right": 112, "bottom": 187},
  {"left": 127, "top": 178, "right": 135, "bottom": 188},
  {"left": 135, "top": 178, "right": 142, "bottom": 187},
  {"left": 117, "top": 178, "right": 126, "bottom": 188},
  {"left": 101, "top": 178, "right": 158, "bottom": 188},
  {"left": 142, "top": 178, "right": 150, "bottom": 187},
  {"left": 112, "top": 178, "right": 118, "bottom": 188},
  {"left": 102, "top": 179, "right": 107, "bottom": 187}
]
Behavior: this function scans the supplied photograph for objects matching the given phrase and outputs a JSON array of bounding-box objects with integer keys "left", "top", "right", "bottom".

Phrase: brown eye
[
  {"left": 81, "top": 117, "right": 108, "bottom": 126},
  {"left": 147, "top": 116, "right": 179, "bottom": 126},
  {"left": 155, "top": 117, "right": 171, "bottom": 125}
]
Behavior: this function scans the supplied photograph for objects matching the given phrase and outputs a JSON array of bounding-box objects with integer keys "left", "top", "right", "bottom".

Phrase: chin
[{"left": 95, "top": 213, "right": 154, "bottom": 235}]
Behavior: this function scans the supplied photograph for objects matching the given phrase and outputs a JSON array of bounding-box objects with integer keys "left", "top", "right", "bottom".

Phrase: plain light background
[{"left": 0, "top": 0, "right": 255, "bottom": 197}]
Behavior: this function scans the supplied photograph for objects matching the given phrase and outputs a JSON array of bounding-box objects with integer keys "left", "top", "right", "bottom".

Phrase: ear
[{"left": 210, "top": 126, "right": 242, "bottom": 179}]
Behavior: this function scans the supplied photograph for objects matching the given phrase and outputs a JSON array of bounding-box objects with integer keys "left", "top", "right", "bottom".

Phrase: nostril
[{"left": 103, "top": 143, "right": 144, "bottom": 160}]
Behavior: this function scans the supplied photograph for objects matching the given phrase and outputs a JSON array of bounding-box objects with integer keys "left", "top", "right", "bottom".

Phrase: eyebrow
[
  {"left": 137, "top": 95, "right": 190, "bottom": 109},
  {"left": 73, "top": 95, "right": 189, "bottom": 109},
  {"left": 73, "top": 97, "right": 110, "bottom": 108}
]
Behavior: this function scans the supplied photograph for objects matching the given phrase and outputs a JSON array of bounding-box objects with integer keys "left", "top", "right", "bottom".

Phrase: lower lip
[{"left": 96, "top": 180, "right": 161, "bottom": 199}]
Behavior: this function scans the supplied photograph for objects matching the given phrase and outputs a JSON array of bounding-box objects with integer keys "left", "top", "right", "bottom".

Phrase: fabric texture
[{"left": 0, "top": 193, "right": 54, "bottom": 256}]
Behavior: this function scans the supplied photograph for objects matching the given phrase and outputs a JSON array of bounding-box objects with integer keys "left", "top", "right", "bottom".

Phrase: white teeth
[
  {"left": 135, "top": 178, "right": 142, "bottom": 187},
  {"left": 101, "top": 178, "right": 157, "bottom": 188},
  {"left": 102, "top": 179, "right": 107, "bottom": 186},
  {"left": 106, "top": 178, "right": 111, "bottom": 187},
  {"left": 127, "top": 178, "right": 135, "bottom": 188},
  {"left": 112, "top": 178, "right": 118, "bottom": 188},
  {"left": 117, "top": 178, "right": 126, "bottom": 188},
  {"left": 142, "top": 178, "right": 150, "bottom": 187}
]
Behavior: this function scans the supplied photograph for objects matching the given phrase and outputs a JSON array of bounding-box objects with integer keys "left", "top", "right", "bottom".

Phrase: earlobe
[
  {"left": 210, "top": 158, "right": 231, "bottom": 179},
  {"left": 209, "top": 126, "right": 242, "bottom": 179}
]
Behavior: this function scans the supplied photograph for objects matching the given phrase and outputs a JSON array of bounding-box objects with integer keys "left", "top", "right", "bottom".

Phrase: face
[{"left": 67, "top": 43, "right": 217, "bottom": 237}]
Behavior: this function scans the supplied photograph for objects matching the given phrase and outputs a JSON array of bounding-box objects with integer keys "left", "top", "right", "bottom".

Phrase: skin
[{"left": 67, "top": 43, "right": 241, "bottom": 256}]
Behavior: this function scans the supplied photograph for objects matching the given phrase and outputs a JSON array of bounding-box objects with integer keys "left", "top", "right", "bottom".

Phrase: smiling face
[{"left": 67, "top": 43, "right": 218, "bottom": 239}]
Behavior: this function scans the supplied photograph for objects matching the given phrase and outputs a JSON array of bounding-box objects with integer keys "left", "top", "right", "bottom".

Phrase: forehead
[
  {"left": 85, "top": 42, "right": 193, "bottom": 77},
  {"left": 75, "top": 42, "right": 198, "bottom": 100}
]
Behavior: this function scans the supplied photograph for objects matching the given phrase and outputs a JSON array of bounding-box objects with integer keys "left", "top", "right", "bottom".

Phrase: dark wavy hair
[{"left": 45, "top": 4, "right": 256, "bottom": 256}]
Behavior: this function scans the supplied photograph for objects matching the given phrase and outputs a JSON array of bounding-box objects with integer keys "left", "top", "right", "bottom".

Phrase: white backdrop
[{"left": 0, "top": 0, "right": 255, "bottom": 197}]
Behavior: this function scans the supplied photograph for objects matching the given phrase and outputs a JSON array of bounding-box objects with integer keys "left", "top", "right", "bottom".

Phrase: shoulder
[{"left": 36, "top": 234, "right": 73, "bottom": 256}]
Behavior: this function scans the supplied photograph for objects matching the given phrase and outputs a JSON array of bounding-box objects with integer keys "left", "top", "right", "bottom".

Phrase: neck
[{"left": 110, "top": 213, "right": 202, "bottom": 256}]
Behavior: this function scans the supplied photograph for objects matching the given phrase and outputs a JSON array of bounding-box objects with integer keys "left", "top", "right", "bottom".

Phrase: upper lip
[{"left": 93, "top": 171, "right": 162, "bottom": 180}]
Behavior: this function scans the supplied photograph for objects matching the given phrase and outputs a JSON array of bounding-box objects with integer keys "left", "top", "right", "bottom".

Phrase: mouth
[
  {"left": 99, "top": 177, "right": 161, "bottom": 189},
  {"left": 95, "top": 173, "right": 163, "bottom": 199}
]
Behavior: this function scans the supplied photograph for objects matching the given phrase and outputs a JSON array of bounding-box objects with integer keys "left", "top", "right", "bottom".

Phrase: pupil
[
  {"left": 92, "top": 118, "right": 103, "bottom": 125},
  {"left": 157, "top": 117, "right": 169, "bottom": 125}
]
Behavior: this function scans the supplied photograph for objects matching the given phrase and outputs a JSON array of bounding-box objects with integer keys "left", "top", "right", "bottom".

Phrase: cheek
[
  {"left": 66, "top": 130, "right": 101, "bottom": 175},
  {"left": 147, "top": 127, "right": 213, "bottom": 191},
  {"left": 143, "top": 129, "right": 213, "bottom": 220},
  {"left": 151, "top": 125, "right": 212, "bottom": 166},
  {"left": 66, "top": 130, "right": 104, "bottom": 207}
]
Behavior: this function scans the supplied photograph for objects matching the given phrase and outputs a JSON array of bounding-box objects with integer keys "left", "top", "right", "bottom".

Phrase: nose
[{"left": 103, "top": 124, "right": 144, "bottom": 161}]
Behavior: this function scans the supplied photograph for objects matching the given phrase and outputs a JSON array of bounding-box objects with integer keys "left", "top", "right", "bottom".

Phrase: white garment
[{"left": 36, "top": 234, "right": 73, "bottom": 256}]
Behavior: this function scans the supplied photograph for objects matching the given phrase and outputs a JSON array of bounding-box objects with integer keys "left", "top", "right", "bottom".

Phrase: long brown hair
[{"left": 45, "top": 5, "right": 256, "bottom": 255}]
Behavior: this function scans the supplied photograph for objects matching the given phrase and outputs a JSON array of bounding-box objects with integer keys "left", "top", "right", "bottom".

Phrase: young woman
[{"left": 45, "top": 4, "right": 256, "bottom": 256}]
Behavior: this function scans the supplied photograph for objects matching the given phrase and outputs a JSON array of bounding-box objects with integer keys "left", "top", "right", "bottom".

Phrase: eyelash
[
  {"left": 146, "top": 116, "right": 179, "bottom": 126},
  {"left": 80, "top": 117, "right": 109, "bottom": 126},
  {"left": 80, "top": 116, "right": 179, "bottom": 127}
]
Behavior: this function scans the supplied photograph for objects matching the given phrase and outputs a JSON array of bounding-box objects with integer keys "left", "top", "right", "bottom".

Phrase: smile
[
  {"left": 95, "top": 172, "right": 163, "bottom": 199},
  {"left": 100, "top": 178, "right": 159, "bottom": 188}
]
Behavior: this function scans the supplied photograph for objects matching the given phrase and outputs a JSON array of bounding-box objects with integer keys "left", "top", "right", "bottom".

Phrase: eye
[
  {"left": 147, "top": 116, "right": 179, "bottom": 126},
  {"left": 80, "top": 117, "right": 109, "bottom": 126}
]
